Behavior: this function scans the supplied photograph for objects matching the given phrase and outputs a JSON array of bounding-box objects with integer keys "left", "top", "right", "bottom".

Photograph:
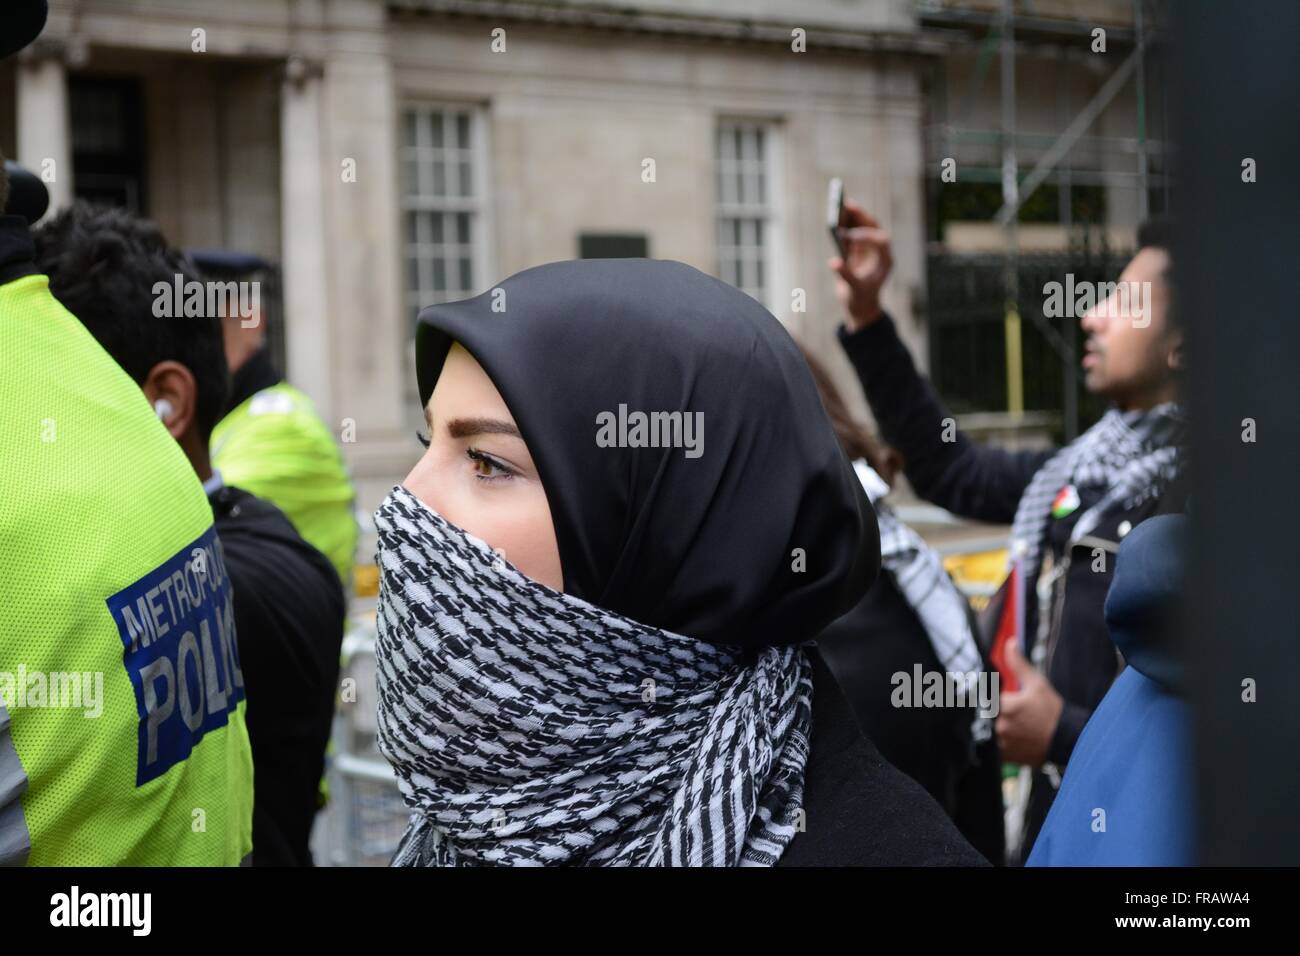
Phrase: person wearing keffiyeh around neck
[
  {"left": 829, "top": 202, "right": 1187, "bottom": 864},
  {"left": 798, "top": 343, "right": 1006, "bottom": 866},
  {"left": 373, "top": 258, "right": 987, "bottom": 867}
]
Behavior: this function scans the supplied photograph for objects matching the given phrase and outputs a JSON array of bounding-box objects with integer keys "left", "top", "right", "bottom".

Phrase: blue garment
[{"left": 1028, "top": 514, "right": 1195, "bottom": 866}]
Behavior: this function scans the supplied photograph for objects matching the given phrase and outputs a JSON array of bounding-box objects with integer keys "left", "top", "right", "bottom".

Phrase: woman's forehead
[{"left": 428, "top": 343, "right": 519, "bottom": 429}]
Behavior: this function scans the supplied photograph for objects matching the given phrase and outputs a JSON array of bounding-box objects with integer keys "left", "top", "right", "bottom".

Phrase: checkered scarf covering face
[{"left": 373, "top": 485, "right": 813, "bottom": 867}]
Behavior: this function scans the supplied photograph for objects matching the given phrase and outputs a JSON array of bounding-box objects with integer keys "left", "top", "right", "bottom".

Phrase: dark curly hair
[
  {"left": 33, "top": 201, "right": 230, "bottom": 439},
  {"left": 797, "top": 341, "right": 903, "bottom": 487},
  {"left": 1137, "top": 217, "right": 1177, "bottom": 330}
]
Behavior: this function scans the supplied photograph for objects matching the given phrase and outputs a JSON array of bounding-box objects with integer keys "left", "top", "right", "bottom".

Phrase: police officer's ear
[
  {"left": 141, "top": 361, "right": 199, "bottom": 443},
  {"left": 222, "top": 305, "right": 266, "bottom": 373}
]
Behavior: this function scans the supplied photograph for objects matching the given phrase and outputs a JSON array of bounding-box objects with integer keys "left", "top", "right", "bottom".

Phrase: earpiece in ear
[{"left": 154, "top": 398, "right": 175, "bottom": 421}]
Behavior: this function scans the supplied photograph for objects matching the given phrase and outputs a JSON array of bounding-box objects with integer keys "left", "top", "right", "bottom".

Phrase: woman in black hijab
[{"left": 374, "top": 258, "right": 985, "bottom": 866}]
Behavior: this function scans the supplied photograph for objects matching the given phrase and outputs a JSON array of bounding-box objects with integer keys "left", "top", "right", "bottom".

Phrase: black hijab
[
  {"left": 0, "top": 1, "right": 46, "bottom": 60},
  {"left": 415, "top": 258, "right": 879, "bottom": 651}
]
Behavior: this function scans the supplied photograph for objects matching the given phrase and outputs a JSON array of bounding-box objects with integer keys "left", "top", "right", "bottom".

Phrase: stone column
[
  {"left": 15, "top": 43, "right": 73, "bottom": 219},
  {"left": 279, "top": 56, "right": 334, "bottom": 421},
  {"left": 317, "top": 19, "right": 414, "bottom": 516}
]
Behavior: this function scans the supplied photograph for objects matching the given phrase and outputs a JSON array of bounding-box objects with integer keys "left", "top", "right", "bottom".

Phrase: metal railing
[{"left": 314, "top": 615, "right": 410, "bottom": 867}]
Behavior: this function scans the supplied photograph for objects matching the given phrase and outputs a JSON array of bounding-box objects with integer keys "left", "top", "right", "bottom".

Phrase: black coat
[
  {"left": 817, "top": 573, "right": 1006, "bottom": 864},
  {"left": 837, "top": 315, "right": 1182, "bottom": 861},
  {"left": 777, "top": 646, "right": 988, "bottom": 866},
  {"left": 210, "top": 484, "right": 344, "bottom": 866}
]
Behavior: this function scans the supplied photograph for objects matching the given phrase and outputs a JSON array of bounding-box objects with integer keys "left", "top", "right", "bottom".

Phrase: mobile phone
[{"left": 827, "top": 177, "right": 846, "bottom": 258}]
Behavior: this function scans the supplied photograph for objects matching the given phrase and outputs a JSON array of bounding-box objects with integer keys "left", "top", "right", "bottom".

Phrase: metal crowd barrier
[{"left": 314, "top": 607, "right": 410, "bottom": 867}]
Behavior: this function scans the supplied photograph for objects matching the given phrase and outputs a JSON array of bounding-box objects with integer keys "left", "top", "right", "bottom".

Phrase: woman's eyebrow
[{"left": 446, "top": 417, "right": 522, "bottom": 440}]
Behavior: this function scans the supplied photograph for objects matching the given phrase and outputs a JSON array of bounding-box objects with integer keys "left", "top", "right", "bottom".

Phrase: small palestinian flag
[{"left": 1051, "top": 484, "right": 1080, "bottom": 519}]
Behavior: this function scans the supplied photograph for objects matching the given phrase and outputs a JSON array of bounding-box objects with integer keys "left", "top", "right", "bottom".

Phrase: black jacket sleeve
[
  {"left": 213, "top": 486, "right": 345, "bottom": 867},
  {"left": 777, "top": 647, "right": 990, "bottom": 867},
  {"left": 1047, "top": 697, "right": 1093, "bottom": 767},
  {"left": 837, "top": 314, "right": 1055, "bottom": 525}
]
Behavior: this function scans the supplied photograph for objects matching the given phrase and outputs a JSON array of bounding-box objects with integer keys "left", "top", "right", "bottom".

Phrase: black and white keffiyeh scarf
[
  {"left": 1009, "top": 402, "right": 1186, "bottom": 585},
  {"left": 853, "top": 460, "right": 982, "bottom": 678},
  {"left": 373, "top": 485, "right": 813, "bottom": 867}
]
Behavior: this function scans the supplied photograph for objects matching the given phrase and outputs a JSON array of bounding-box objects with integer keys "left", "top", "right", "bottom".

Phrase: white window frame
[
  {"left": 400, "top": 103, "right": 494, "bottom": 310},
  {"left": 714, "top": 119, "right": 787, "bottom": 313},
  {"left": 399, "top": 102, "right": 494, "bottom": 412}
]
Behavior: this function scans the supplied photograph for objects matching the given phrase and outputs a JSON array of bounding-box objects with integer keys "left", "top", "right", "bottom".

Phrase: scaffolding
[{"left": 920, "top": 0, "right": 1168, "bottom": 441}]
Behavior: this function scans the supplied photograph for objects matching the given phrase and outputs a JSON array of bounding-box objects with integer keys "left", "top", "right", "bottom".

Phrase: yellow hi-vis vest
[
  {"left": 210, "top": 382, "right": 358, "bottom": 591},
  {"left": 0, "top": 272, "right": 254, "bottom": 865}
]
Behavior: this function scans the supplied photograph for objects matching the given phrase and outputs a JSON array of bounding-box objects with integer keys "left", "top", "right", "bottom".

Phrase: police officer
[
  {"left": 34, "top": 205, "right": 345, "bottom": 867},
  {"left": 0, "top": 0, "right": 253, "bottom": 866},
  {"left": 192, "top": 249, "right": 360, "bottom": 593}
]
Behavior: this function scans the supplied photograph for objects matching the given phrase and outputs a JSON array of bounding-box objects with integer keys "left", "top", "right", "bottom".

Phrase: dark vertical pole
[
  {"left": 1000, "top": 0, "right": 1022, "bottom": 418},
  {"left": 1176, "top": 0, "right": 1300, "bottom": 865},
  {"left": 1159, "top": 49, "right": 1171, "bottom": 216},
  {"left": 1134, "top": 0, "right": 1149, "bottom": 221},
  {"left": 1057, "top": 44, "right": 1078, "bottom": 443}
]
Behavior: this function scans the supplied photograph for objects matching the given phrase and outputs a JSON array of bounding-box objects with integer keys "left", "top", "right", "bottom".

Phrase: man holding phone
[{"left": 828, "top": 196, "right": 1187, "bottom": 862}]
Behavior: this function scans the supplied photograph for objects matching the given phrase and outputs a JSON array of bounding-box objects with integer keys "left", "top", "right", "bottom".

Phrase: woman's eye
[{"left": 466, "top": 448, "right": 515, "bottom": 482}]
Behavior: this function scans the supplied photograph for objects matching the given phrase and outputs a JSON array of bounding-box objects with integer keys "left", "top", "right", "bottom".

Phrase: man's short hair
[
  {"left": 33, "top": 202, "right": 230, "bottom": 439},
  {"left": 1137, "top": 217, "right": 1177, "bottom": 329},
  {"left": 0, "top": 151, "right": 10, "bottom": 212}
]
